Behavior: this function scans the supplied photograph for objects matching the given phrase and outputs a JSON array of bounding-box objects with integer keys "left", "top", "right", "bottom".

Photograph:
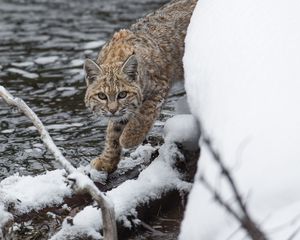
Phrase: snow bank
[
  {"left": 0, "top": 169, "right": 72, "bottom": 236},
  {"left": 180, "top": 0, "right": 300, "bottom": 239},
  {"left": 0, "top": 169, "right": 72, "bottom": 214}
]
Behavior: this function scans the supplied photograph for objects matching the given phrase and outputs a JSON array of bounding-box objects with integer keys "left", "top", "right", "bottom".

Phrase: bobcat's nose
[
  {"left": 108, "top": 102, "right": 118, "bottom": 114},
  {"left": 109, "top": 108, "right": 117, "bottom": 114}
]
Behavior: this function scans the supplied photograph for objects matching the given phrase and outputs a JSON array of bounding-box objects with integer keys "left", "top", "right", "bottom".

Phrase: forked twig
[
  {"left": 0, "top": 85, "right": 117, "bottom": 240},
  {"left": 201, "top": 137, "right": 267, "bottom": 240}
]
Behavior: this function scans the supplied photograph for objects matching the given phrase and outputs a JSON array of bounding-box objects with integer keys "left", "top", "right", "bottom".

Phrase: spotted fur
[{"left": 84, "top": 0, "right": 197, "bottom": 172}]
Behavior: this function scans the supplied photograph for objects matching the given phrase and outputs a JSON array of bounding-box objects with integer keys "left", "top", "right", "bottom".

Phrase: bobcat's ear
[
  {"left": 84, "top": 59, "right": 103, "bottom": 85},
  {"left": 121, "top": 54, "right": 138, "bottom": 81}
]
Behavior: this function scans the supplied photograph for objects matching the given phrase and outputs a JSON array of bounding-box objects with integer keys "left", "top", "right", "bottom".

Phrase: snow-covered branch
[{"left": 0, "top": 85, "right": 117, "bottom": 240}]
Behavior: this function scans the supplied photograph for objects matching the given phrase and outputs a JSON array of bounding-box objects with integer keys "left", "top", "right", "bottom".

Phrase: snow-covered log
[
  {"left": 180, "top": 0, "right": 300, "bottom": 239},
  {"left": 51, "top": 142, "right": 193, "bottom": 240}
]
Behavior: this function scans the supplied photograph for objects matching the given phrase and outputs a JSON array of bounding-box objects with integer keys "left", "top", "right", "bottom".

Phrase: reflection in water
[{"left": 0, "top": 0, "right": 180, "bottom": 180}]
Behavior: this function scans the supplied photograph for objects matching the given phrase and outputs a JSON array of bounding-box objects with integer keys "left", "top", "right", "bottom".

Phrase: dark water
[{"left": 0, "top": 0, "right": 184, "bottom": 180}]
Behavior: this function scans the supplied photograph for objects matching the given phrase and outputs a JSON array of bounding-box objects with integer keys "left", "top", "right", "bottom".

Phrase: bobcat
[{"left": 84, "top": 0, "right": 197, "bottom": 173}]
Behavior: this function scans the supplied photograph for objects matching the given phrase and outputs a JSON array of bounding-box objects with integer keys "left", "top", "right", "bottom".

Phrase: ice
[
  {"left": 27, "top": 122, "right": 83, "bottom": 131},
  {"left": 34, "top": 56, "right": 59, "bottom": 65},
  {"left": 57, "top": 87, "right": 76, "bottom": 91},
  {"left": 82, "top": 40, "right": 105, "bottom": 50},
  {"left": 11, "top": 61, "right": 34, "bottom": 68},
  {"left": 180, "top": 0, "right": 300, "bottom": 239},
  {"left": 6, "top": 68, "right": 38, "bottom": 79},
  {"left": 1, "top": 129, "right": 15, "bottom": 134},
  {"left": 70, "top": 59, "right": 84, "bottom": 67}
]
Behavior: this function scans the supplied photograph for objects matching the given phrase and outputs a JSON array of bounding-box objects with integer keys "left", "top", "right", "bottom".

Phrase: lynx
[{"left": 84, "top": 0, "right": 197, "bottom": 172}]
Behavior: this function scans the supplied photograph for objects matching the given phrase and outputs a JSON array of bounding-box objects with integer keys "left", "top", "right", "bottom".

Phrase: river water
[
  {"left": 0, "top": 0, "right": 182, "bottom": 180},
  {"left": 0, "top": 0, "right": 189, "bottom": 238}
]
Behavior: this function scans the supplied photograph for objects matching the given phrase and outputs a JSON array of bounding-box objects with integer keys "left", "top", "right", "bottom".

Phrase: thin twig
[
  {"left": 201, "top": 136, "right": 267, "bottom": 240},
  {"left": 0, "top": 85, "right": 118, "bottom": 240},
  {"left": 139, "top": 221, "right": 165, "bottom": 236},
  {"left": 199, "top": 174, "right": 243, "bottom": 222},
  {"left": 287, "top": 225, "right": 300, "bottom": 240},
  {"left": 203, "top": 137, "right": 248, "bottom": 215}
]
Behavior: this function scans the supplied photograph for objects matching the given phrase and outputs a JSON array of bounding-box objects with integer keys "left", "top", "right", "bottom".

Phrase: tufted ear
[
  {"left": 84, "top": 59, "right": 103, "bottom": 86},
  {"left": 121, "top": 54, "right": 138, "bottom": 81}
]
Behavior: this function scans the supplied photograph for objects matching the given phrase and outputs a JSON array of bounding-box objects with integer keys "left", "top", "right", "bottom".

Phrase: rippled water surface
[{"left": 0, "top": 0, "right": 186, "bottom": 181}]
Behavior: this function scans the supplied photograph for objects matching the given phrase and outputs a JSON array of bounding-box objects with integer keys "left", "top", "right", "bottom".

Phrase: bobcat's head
[{"left": 84, "top": 54, "right": 142, "bottom": 121}]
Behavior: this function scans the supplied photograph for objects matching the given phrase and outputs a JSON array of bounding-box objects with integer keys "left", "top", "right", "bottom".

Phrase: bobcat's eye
[
  {"left": 98, "top": 92, "right": 107, "bottom": 100},
  {"left": 118, "top": 91, "right": 127, "bottom": 99}
]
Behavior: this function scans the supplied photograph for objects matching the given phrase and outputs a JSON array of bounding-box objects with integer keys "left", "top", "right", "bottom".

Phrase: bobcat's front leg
[
  {"left": 91, "top": 120, "right": 125, "bottom": 173},
  {"left": 120, "top": 95, "right": 164, "bottom": 149}
]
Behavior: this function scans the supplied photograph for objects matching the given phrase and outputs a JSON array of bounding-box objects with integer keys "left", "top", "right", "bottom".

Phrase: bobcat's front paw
[{"left": 91, "top": 156, "right": 119, "bottom": 173}]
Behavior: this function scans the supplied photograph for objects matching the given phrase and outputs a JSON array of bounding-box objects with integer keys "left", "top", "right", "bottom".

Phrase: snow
[
  {"left": 50, "top": 222, "right": 102, "bottom": 240},
  {"left": 78, "top": 164, "right": 108, "bottom": 184},
  {"left": 51, "top": 142, "right": 192, "bottom": 239},
  {"left": 0, "top": 135, "right": 190, "bottom": 238},
  {"left": 164, "top": 114, "right": 200, "bottom": 150},
  {"left": 6, "top": 68, "right": 38, "bottom": 79},
  {"left": 117, "top": 144, "right": 156, "bottom": 172},
  {"left": 109, "top": 143, "right": 191, "bottom": 217},
  {"left": 76, "top": 144, "right": 156, "bottom": 184},
  {"left": 180, "top": 0, "right": 300, "bottom": 239},
  {"left": 34, "top": 56, "right": 59, "bottom": 65},
  {"left": 0, "top": 169, "right": 72, "bottom": 214}
]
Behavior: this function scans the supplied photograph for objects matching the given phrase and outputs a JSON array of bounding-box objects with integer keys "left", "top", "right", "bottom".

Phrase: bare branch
[
  {"left": 203, "top": 137, "right": 248, "bottom": 215},
  {"left": 201, "top": 136, "right": 268, "bottom": 240},
  {"left": 0, "top": 85, "right": 118, "bottom": 240},
  {"left": 199, "top": 174, "right": 243, "bottom": 222},
  {"left": 287, "top": 225, "right": 300, "bottom": 240}
]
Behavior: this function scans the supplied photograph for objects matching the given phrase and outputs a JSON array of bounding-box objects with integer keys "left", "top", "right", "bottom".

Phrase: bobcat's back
[
  {"left": 97, "top": 0, "right": 197, "bottom": 90},
  {"left": 130, "top": 0, "right": 197, "bottom": 82}
]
